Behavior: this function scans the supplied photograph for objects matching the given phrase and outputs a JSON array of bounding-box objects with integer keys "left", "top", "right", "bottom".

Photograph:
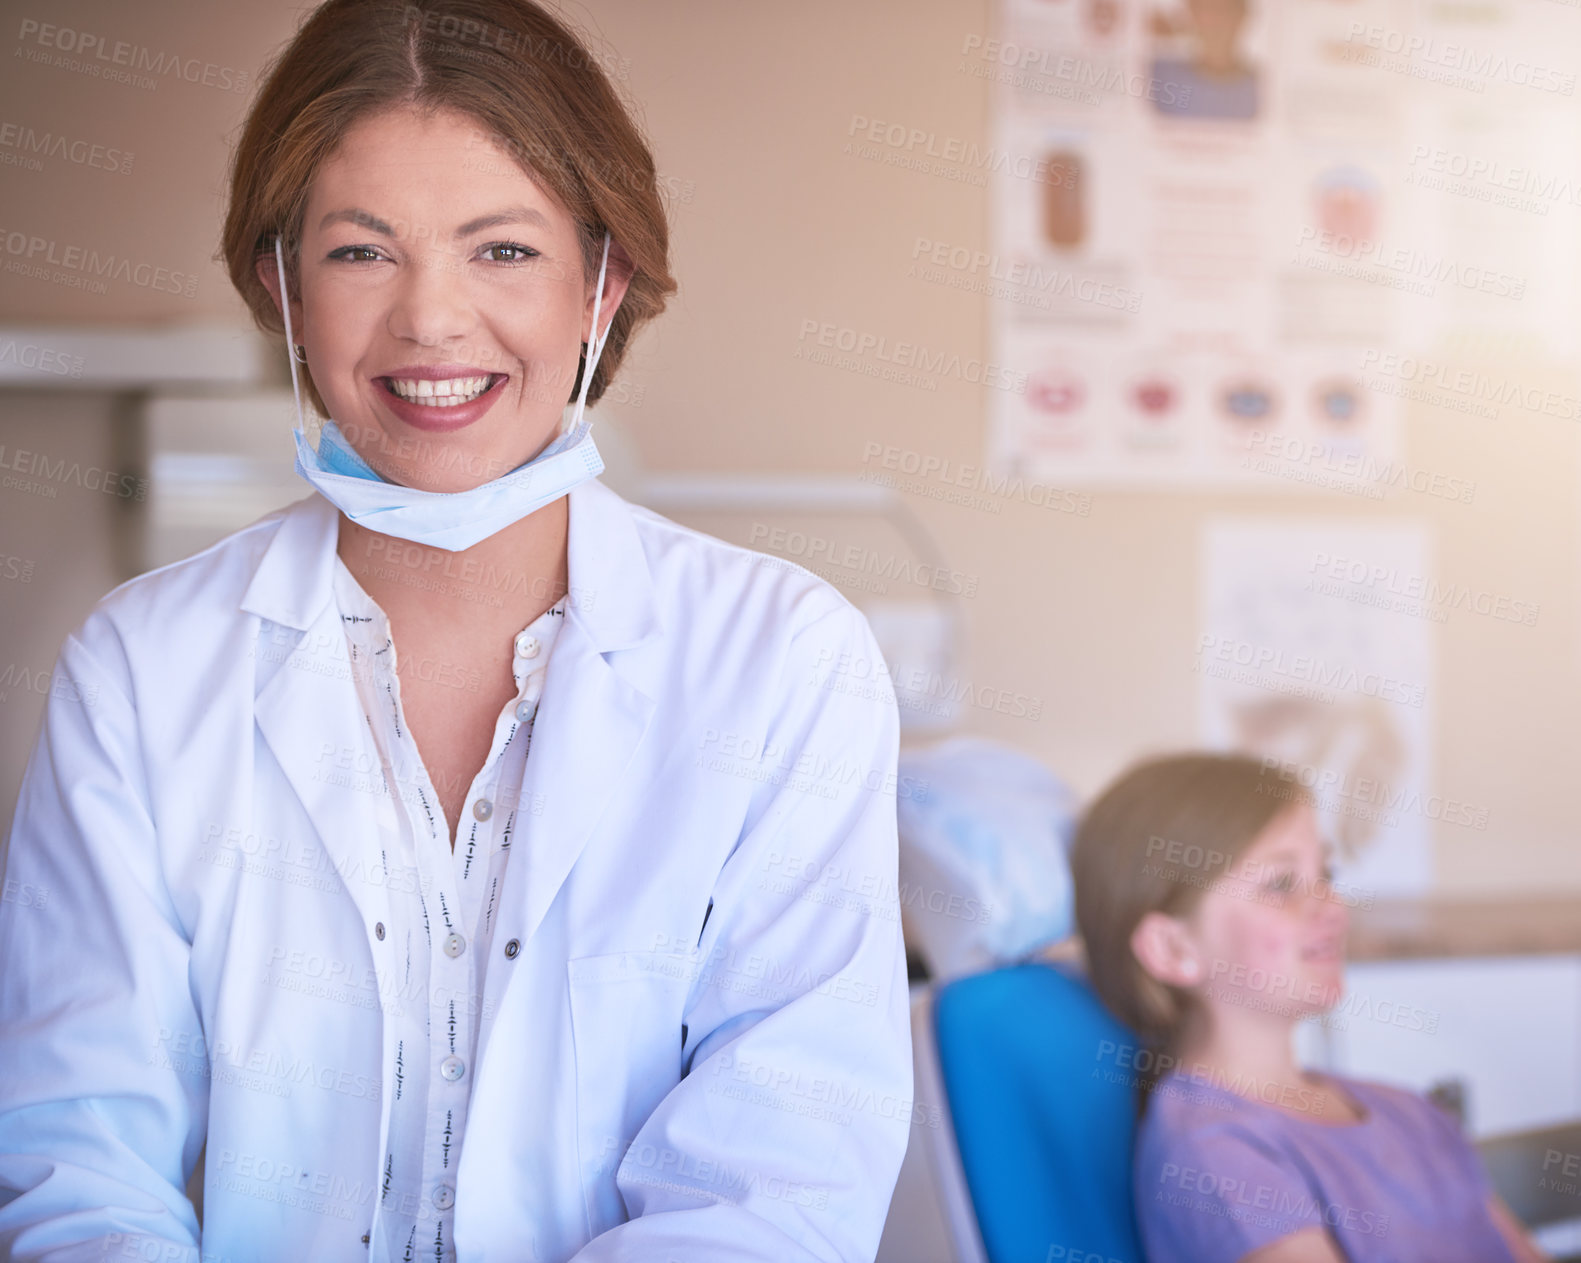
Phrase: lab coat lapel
[
  {"left": 513, "top": 622, "right": 655, "bottom": 945},
  {"left": 252, "top": 602, "right": 394, "bottom": 934},
  {"left": 242, "top": 493, "right": 394, "bottom": 936},
  {"left": 505, "top": 478, "right": 662, "bottom": 948}
]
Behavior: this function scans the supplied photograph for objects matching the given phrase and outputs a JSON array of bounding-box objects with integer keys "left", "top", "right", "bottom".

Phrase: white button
[
  {"left": 515, "top": 699, "right": 537, "bottom": 724},
  {"left": 440, "top": 1055, "right": 465, "bottom": 1082},
  {"left": 514, "top": 633, "right": 540, "bottom": 659},
  {"left": 444, "top": 933, "right": 465, "bottom": 958},
  {"left": 472, "top": 798, "right": 493, "bottom": 821},
  {"left": 432, "top": 1182, "right": 455, "bottom": 1210}
]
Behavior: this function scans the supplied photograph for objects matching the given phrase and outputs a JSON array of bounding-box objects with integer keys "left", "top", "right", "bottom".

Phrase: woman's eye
[
  {"left": 1267, "top": 872, "right": 1296, "bottom": 894},
  {"left": 483, "top": 241, "right": 539, "bottom": 264},
  {"left": 328, "top": 245, "right": 384, "bottom": 264}
]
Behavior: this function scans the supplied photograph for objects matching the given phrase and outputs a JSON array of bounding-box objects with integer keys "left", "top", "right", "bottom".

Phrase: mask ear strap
[
  {"left": 274, "top": 235, "right": 306, "bottom": 432},
  {"left": 570, "top": 231, "right": 613, "bottom": 429}
]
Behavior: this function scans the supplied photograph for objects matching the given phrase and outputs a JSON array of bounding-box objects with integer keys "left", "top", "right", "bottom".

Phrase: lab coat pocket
[{"left": 566, "top": 949, "right": 695, "bottom": 1238}]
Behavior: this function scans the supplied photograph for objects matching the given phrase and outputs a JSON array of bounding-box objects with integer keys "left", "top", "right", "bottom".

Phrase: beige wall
[{"left": 2, "top": 0, "right": 1577, "bottom": 895}]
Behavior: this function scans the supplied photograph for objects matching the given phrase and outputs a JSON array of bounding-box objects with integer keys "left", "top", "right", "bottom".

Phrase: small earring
[
  {"left": 1181, "top": 959, "right": 1200, "bottom": 981},
  {"left": 292, "top": 344, "right": 308, "bottom": 364}
]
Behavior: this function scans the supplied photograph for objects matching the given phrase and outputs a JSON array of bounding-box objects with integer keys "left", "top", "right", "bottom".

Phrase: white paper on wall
[{"left": 1199, "top": 518, "right": 1434, "bottom": 896}]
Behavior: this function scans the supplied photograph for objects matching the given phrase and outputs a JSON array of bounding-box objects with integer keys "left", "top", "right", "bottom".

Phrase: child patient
[{"left": 1070, "top": 752, "right": 1547, "bottom": 1263}]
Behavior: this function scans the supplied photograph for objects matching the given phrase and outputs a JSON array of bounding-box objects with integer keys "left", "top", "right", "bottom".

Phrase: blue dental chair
[
  {"left": 877, "top": 957, "right": 1147, "bottom": 1263},
  {"left": 877, "top": 737, "right": 1143, "bottom": 1262}
]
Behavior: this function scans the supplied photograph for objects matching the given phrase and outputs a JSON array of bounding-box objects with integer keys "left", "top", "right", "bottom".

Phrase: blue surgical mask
[{"left": 273, "top": 230, "right": 613, "bottom": 552}]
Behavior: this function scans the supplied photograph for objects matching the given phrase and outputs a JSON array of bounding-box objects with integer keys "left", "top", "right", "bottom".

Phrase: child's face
[{"left": 1182, "top": 802, "right": 1349, "bottom": 1024}]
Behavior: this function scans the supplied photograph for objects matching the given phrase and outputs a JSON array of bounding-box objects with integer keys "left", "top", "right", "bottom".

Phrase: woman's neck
[{"left": 334, "top": 494, "right": 571, "bottom": 636}]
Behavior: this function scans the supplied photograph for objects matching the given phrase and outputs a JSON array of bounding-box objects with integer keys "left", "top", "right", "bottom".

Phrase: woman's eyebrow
[
  {"left": 456, "top": 206, "right": 549, "bottom": 235},
  {"left": 316, "top": 206, "right": 549, "bottom": 236},
  {"left": 318, "top": 207, "right": 396, "bottom": 234}
]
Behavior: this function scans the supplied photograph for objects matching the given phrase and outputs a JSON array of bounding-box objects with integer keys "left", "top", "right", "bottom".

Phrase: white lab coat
[{"left": 0, "top": 478, "right": 913, "bottom": 1263}]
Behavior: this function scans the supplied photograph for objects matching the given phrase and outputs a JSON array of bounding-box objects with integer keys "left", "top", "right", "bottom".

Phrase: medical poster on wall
[
  {"left": 1199, "top": 519, "right": 1435, "bottom": 896},
  {"left": 981, "top": 0, "right": 1581, "bottom": 486}
]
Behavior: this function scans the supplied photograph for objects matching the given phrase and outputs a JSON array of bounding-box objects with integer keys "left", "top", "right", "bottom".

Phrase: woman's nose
[{"left": 385, "top": 245, "right": 475, "bottom": 346}]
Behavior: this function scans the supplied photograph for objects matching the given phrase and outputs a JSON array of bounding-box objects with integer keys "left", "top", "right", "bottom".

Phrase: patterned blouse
[{"left": 331, "top": 555, "right": 565, "bottom": 1263}]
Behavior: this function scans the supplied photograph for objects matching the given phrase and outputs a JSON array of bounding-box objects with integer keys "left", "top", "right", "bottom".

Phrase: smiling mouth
[{"left": 381, "top": 374, "right": 503, "bottom": 407}]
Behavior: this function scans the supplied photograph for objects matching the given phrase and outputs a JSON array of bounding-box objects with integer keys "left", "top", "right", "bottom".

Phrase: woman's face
[
  {"left": 265, "top": 104, "right": 625, "bottom": 493},
  {"left": 1177, "top": 802, "right": 1349, "bottom": 1025}
]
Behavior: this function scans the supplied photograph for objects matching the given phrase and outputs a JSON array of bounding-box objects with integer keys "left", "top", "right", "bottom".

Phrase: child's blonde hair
[{"left": 1071, "top": 752, "right": 1313, "bottom": 1058}]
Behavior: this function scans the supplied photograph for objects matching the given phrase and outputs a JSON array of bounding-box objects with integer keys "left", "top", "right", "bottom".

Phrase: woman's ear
[
  {"left": 253, "top": 252, "right": 304, "bottom": 336},
  {"left": 585, "top": 239, "right": 636, "bottom": 341},
  {"left": 1131, "top": 911, "right": 1202, "bottom": 989}
]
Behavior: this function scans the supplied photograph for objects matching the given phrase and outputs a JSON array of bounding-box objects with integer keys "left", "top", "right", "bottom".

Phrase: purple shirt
[{"left": 1134, "top": 1069, "right": 1518, "bottom": 1262}]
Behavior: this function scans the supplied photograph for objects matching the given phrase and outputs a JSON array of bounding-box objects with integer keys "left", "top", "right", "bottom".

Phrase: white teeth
[{"left": 387, "top": 375, "right": 493, "bottom": 406}]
